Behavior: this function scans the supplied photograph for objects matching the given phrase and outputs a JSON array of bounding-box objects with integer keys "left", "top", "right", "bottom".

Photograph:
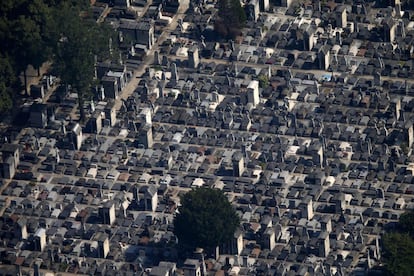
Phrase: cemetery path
[{"left": 114, "top": 0, "right": 190, "bottom": 112}]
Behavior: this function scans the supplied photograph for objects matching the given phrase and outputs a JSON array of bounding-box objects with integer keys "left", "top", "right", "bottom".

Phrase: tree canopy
[
  {"left": 173, "top": 187, "right": 240, "bottom": 253},
  {"left": 53, "top": 2, "right": 116, "bottom": 121},
  {"left": 0, "top": 55, "right": 17, "bottom": 112},
  {"left": 382, "top": 232, "right": 414, "bottom": 275},
  {"left": 398, "top": 210, "right": 414, "bottom": 237},
  {"left": 382, "top": 210, "right": 414, "bottom": 275},
  {"left": 0, "top": 0, "right": 56, "bottom": 96},
  {"left": 214, "top": 0, "right": 246, "bottom": 39},
  {"left": 0, "top": 0, "right": 116, "bottom": 118}
]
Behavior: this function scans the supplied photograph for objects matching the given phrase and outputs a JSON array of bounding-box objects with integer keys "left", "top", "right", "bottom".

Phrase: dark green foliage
[
  {"left": 53, "top": 3, "right": 115, "bottom": 121},
  {"left": 0, "top": 0, "right": 55, "bottom": 94},
  {"left": 215, "top": 0, "right": 246, "bottom": 39},
  {"left": 398, "top": 210, "right": 414, "bottom": 237},
  {"left": 258, "top": 74, "right": 269, "bottom": 88},
  {"left": 0, "top": 56, "right": 16, "bottom": 112},
  {"left": 0, "top": 0, "right": 117, "bottom": 118},
  {"left": 173, "top": 187, "right": 240, "bottom": 253},
  {"left": 0, "top": 83, "right": 13, "bottom": 113},
  {"left": 403, "top": 0, "right": 414, "bottom": 10},
  {"left": 382, "top": 210, "right": 414, "bottom": 275},
  {"left": 382, "top": 232, "right": 414, "bottom": 276},
  {"left": 0, "top": 55, "right": 17, "bottom": 88},
  {"left": 0, "top": 0, "right": 60, "bottom": 104}
]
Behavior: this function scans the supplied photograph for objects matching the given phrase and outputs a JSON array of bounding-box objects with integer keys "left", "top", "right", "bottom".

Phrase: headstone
[
  {"left": 109, "top": 37, "right": 113, "bottom": 56},
  {"left": 90, "top": 99, "right": 95, "bottom": 113},
  {"left": 388, "top": 159, "right": 396, "bottom": 172},
  {"left": 103, "top": 119, "right": 111, "bottom": 127},
  {"left": 48, "top": 107, "right": 55, "bottom": 122},
  {"left": 158, "top": 81, "right": 164, "bottom": 98},
  {"left": 61, "top": 121, "right": 66, "bottom": 135},
  {"left": 42, "top": 76, "right": 51, "bottom": 91},
  {"left": 405, "top": 80, "right": 409, "bottom": 94},
  {"left": 287, "top": 69, "right": 293, "bottom": 80},
  {"left": 130, "top": 44, "right": 135, "bottom": 56},
  {"left": 377, "top": 188, "right": 385, "bottom": 199},
  {"left": 373, "top": 71, "right": 381, "bottom": 86},
  {"left": 336, "top": 31, "right": 342, "bottom": 45},
  {"left": 212, "top": 91, "right": 219, "bottom": 103},
  {"left": 178, "top": 18, "right": 183, "bottom": 32},
  {"left": 128, "top": 120, "right": 137, "bottom": 132},
  {"left": 188, "top": 46, "right": 199, "bottom": 69},
  {"left": 99, "top": 86, "right": 105, "bottom": 100},
  {"left": 171, "top": 63, "right": 178, "bottom": 82},
  {"left": 162, "top": 55, "right": 169, "bottom": 67},
  {"left": 194, "top": 89, "right": 200, "bottom": 100},
  {"left": 146, "top": 67, "right": 154, "bottom": 79},
  {"left": 55, "top": 147, "right": 60, "bottom": 164},
  {"left": 94, "top": 55, "right": 98, "bottom": 79},
  {"left": 119, "top": 31, "right": 124, "bottom": 43},
  {"left": 201, "top": 35, "right": 206, "bottom": 48},
  {"left": 154, "top": 50, "right": 160, "bottom": 65},
  {"left": 34, "top": 136, "right": 40, "bottom": 150},
  {"left": 226, "top": 75, "right": 231, "bottom": 86},
  {"left": 378, "top": 159, "right": 385, "bottom": 171},
  {"left": 122, "top": 143, "right": 128, "bottom": 159}
]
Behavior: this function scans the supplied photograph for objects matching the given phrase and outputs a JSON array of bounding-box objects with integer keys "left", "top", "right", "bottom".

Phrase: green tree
[
  {"left": 53, "top": 3, "right": 115, "bottom": 121},
  {"left": 0, "top": 0, "right": 55, "bottom": 94},
  {"left": 382, "top": 232, "right": 414, "bottom": 275},
  {"left": 0, "top": 55, "right": 18, "bottom": 113},
  {"left": 0, "top": 55, "right": 17, "bottom": 89},
  {"left": 12, "top": 15, "right": 43, "bottom": 94},
  {"left": 382, "top": 210, "right": 414, "bottom": 275},
  {"left": 0, "top": 83, "right": 13, "bottom": 113},
  {"left": 404, "top": 0, "right": 414, "bottom": 10},
  {"left": 0, "top": 0, "right": 112, "bottom": 111},
  {"left": 258, "top": 74, "right": 269, "bottom": 88},
  {"left": 398, "top": 210, "right": 414, "bottom": 237},
  {"left": 173, "top": 187, "right": 240, "bottom": 254},
  {"left": 26, "top": 0, "right": 56, "bottom": 76},
  {"left": 215, "top": 0, "right": 246, "bottom": 39}
]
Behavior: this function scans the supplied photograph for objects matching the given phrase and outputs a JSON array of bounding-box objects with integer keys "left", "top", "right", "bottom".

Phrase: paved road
[{"left": 114, "top": 0, "right": 190, "bottom": 111}]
